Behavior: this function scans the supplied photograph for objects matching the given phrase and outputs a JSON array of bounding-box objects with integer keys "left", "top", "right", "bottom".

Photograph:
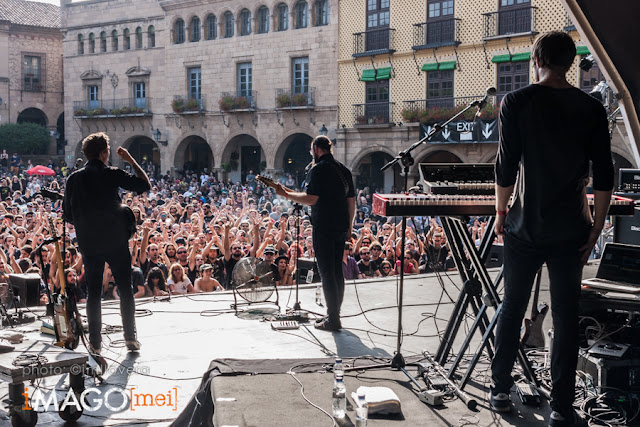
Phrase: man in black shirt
[
  {"left": 63, "top": 132, "right": 150, "bottom": 353},
  {"left": 357, "top": 246, "right": 379, "bottom": 278},
  {"left": 490, "top": 32, "right": 613, "bottom": 427},
  {"left": 275, "top": 136, "right": 355, "bottom": 331}
]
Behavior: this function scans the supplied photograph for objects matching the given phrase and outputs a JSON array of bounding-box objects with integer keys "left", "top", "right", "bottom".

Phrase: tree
[{"left": 0, "top": 123, "right": 50, "bottom": 154}]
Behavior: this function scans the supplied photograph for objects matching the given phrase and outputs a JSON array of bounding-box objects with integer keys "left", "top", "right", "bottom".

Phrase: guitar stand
[{"left": 435, "top": 216, "right": 539, "bottom": 391}]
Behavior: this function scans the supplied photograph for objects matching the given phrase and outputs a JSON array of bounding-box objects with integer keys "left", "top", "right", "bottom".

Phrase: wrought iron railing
[
  {"left": 402, "top": 95, "right": 499, "bottom": 122},
  {"left": 353, "top": 102, "right": 395, "bottom": 125},
  {"left": 353, "top": 28, "right": 396, "bottom": 57},
  {"left": 219, "top": 91, "right": 257, "bottom": 110},
  {"left": 413, "top": 18, "right": 461, "bottom": 50},
  {"left": 171, "top": 95, "right": 206, "bottom": 113},
  {"left": 275, "top": 87, "right": 315, "bottom": 108},
  {"left": 73, "top": 98, "right": 153, "bottom": 116},
  {"left": 482, "top": 6, "right": 537, "bottom": 38}
]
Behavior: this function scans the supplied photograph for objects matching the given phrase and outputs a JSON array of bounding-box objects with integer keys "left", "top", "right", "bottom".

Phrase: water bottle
[
  {"left": 332, "top": 375, "right": 346, "bottom": 418},
  {"left": 355, "top": 390, "right": 368, "bottom": 427},
  {"left": 334, "top": 358, "right": 344, "bottom": 379},
  {"left": 315, "top": 283, "right": 322, "bottom": 305}
]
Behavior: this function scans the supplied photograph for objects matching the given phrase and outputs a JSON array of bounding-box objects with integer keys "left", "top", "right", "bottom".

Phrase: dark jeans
[
  {"left": 491, "top": 234, "right": 583, "bottom": 412},
  {"left": 82, "top": 245, "right": 137, "bottom": 350},
  {"left": 313, "top": 229, "right": 347, "bottom": 326}
]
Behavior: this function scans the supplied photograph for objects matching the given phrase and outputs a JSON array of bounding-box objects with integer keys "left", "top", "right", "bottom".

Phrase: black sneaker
[
  {"left": 548, "top": 409, "right": 587, "bottom": 427},
  {"left": 314, "top": 318, "right": 341, "bottom": 332},
  {"left": 490, "top": 392, "right": 512, "bottom": 412}
]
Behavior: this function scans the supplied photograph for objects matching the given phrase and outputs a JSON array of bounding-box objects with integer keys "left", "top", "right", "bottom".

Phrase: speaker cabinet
[
  {"left": 614, "top": 193, "right": 640, "bottom": 245},
  {"left": 8, "top": 273, "right": 42, "bottom": 307},
  {"left": 297, "top": 257, "right": 321, "bottom": 283}
]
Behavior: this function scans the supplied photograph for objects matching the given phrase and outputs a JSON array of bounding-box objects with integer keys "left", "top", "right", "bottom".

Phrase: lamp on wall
[
  {"left": 319, "top": 124, "right": 328, "bottom": 136},
  {"left": 153, "top": 128, "right": 168, "bottom": 146}
]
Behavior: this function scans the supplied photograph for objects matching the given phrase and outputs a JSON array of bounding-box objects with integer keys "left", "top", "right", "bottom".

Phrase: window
[
  {"left": 89, "top": 33, "right": 95, "bottom": 53},
  {"left": 240, "top": 9, "right": 251, "bottom": 36},
  {"left": 188, "top": 68, "right": 201, "bottom": 101},
  {"left": 497, "top": 61, "right": 529, "bottom": 99},
  {"left": 426, "top": 70, "right": 454, "bottom": 107},
  {"left": 111, "top": 30, "right": 118, "bottom": 51},
  {"left": 316, "top": 0, "right": 329, "bottom": 26},
  {"left": 277, "top": 3, "right": 289, "bottom": 31},
  {"left": 237, "top": 62, "right": 252, "bottom": 101},
  {"left": 23, "top": 55, "right": 42, "bottom": 91},
  {"left": 88, "top": 85, "right": 99, "bottom": 109},
  {"left": 206, "top": 14, "right": 217, "bottom": 40},
  {"left": 428, "top": 0, "right": 454, "bottom": 18},
  {"left": 367, "top": 0, "right": 390, "bottom": 29},
  {"left": 77, "top": 34, "right": 84, "bottom": 55},
  {"left": 295, "top": 1, "right": 308, "bottom": 29},
  {"left": 134, "top": 82, "right": 146, "bottom": 108},
  {"left": 258, "top": 6, "right": 269, "bottom": 33},
  {"left": 224, "top": 12, "right": 234, "bottom": 38},
  {"left": 498, "top": 0, "right": 531, "bottom": 35},
  {"left": 191, "top": 17, "right": 201, "bottom": 42},
  {"left": 148, "top": 26, "right": 155, "bottom": 48},
  {"left": 427, "top": 0, "right": 455, "bottom": 45},
  {"left": 365, "top": 80, "right": 389, "bottom": 122},
  {"left": 175, "top": 19, "right": 185, "bottom": 44},
  {"left": 292, "top": 57, "right": 309, "bottom": 94},
  {"left": 124, "top": 28, "right": 131, "bottom": 50},
  {"left": 136, "top": 27, "right": 143, "bottom": 49},
  {"left": 100, "top": 31, "right": 107, "bottom": 52}
]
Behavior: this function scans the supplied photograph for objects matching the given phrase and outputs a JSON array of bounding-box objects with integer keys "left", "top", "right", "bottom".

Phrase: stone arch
[
  {"left": 175, "top": 135, "right": 214, "bottom": 174},
  {"left": 273, "top": 132, "right": 313, "bottom": 187},
  {"left": 479, "top": 152, "right": 497, "bottom": 164},
  {"left": 123, "top": 135, "right": 161, "bottom": 178},
  {"left": 350, "top": 146, "right": 398, "bottom": 193},
  {"left": 221, "top": 133, "right": 265, "bottom": 183},
  {"left": 17, "top": 108, "right": 48, "bottom": 127},
  {"left": 416, "top": 149, "right": 464, "bottom": 164}
]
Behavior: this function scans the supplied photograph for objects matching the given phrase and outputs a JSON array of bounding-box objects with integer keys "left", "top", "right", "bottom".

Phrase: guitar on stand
[{"left": 520, "top": 269, "right": 549, "bottom": 348}]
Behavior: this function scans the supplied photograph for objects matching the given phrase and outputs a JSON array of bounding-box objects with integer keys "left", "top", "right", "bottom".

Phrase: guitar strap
[{"left": 326, "top": 160, "right": 351, "bottom": 198}]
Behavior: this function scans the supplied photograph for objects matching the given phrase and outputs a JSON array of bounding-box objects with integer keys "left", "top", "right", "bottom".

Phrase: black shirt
[
  {"left": 495, "top": 84, "right": 613, "bottom": 246},
  {"left": 305, "top": 153, "right": 355, "bottom": 232}
]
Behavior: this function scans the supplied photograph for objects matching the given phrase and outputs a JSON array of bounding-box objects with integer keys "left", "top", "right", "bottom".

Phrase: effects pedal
[
  {"left": 516, "top": 382, "right": 541, "bottom": 406},
  {"left": 418, "top": 389, "right": 444, "bottom": 406},
  {"left": 274, "top": 310, "right": 309, "bottom": 323},
  {"left": 271, "top": 320, "right": 300, "bottom": 330}
]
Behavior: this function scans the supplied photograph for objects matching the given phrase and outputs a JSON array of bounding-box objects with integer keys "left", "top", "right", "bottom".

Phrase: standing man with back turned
[
  {"left": 63, "top": 132, "right": 151, "bottom": 353},
  {"left": 275, "top": 135, "right": 355, "bottom": 331},
  {"left": 490, "top": 32, "right": 613, "bottom": 427}
]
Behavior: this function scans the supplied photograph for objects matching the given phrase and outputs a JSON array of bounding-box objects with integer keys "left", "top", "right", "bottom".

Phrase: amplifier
[
  {"left": 618, "top": 169, "right": 640, "bottom": 193},
  {"left": 578, "top": 351, "right": 640, "bottom": 393},
  {"left": 613, "top": 192, "right": 640, "bottom": 245},
  {"left": 485, "top": 243, "right": 503, "bottom": 268},
  {"left": 8, "top": 273, "right": 41, "bottom": 307},
  {"left": 297, "top": 257, "right": 321, "bottom": 283}
]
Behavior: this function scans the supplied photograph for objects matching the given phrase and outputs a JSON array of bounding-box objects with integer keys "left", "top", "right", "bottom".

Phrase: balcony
[
  {"left": 482, "top": 6, "right": 538, "bottom": 40},
  {"left": 73, "top": 98, "right": 153, "bottom": 117},
  {"left": 353, "top": 28, "right": 396, "bottom": 57},
  {"left": 172, "top": 95, "right": 205, "bottom": 113},
  {"left": 275, "top": 87, "right": 315, "bottom": 108},
  {"left": 353, "top": 102, "right": 395, "bottom": 125},
  {"left": 219, "top": 91, "right": 257, "bottom": 111},
  {"left": 402, "top": 95, "right": 498, "bottom": 124},
  {"left": 413, "top": 18, "right": 461, "bottom": 50},
  {"left": 563, "top": 12, "right": 576, "bottom": 32}
]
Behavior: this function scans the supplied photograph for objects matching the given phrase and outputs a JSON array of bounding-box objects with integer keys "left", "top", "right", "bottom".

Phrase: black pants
[
  {"left": 82, "top": 245, "right": 137, "bottom": 350},
  {"left": 313, "top": 229, "right": 347, "bottom": 326},
  {"left": 491, "top": 234, "right": 583, "bottom": 412}
]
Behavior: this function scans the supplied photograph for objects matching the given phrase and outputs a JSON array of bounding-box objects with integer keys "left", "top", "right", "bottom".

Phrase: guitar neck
[{"left": 531, "top": 268, "right": 542, "bottom": 318}]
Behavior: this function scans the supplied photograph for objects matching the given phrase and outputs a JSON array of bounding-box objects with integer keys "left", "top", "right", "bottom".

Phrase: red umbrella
[{"left": 26, "top": 165, "right": 56, "bottom": 176}]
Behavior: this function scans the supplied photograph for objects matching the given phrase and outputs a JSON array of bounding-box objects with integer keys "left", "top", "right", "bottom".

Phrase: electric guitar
[
  {"left": 256, "top": 175, "right": 279, "bottom": 190},
  {"left": 520, "top": 268, "right": 549, "bottom": 348}
]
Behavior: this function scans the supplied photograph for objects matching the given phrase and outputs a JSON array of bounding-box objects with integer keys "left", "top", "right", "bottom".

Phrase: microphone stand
[
  {"left": 380, "top": 98, "right": 484, "bottom": 377},
  {"left": 292, "top": 202, "right": 303, "bottom": 312}
]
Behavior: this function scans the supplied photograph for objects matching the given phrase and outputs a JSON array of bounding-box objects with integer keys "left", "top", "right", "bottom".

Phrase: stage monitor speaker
[
  {"left": 297, "top": 257, "right": 321, "bottom": 283},
  {"left": 613, "top": 192, "right": 640, "bottom": 245},
  {"left": 485, "top": 243, "right": 504, "bottom": 268},
  {"left": 8, "top": 273, "right": 41, "bottom": 307}
]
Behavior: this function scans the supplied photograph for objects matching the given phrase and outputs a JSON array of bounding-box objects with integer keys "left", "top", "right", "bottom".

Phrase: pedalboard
[{"left": 274, "top": 311, "right": 309, "bottom": 323}]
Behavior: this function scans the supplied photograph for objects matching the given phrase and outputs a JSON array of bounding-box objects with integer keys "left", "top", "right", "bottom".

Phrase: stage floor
[{"left": 0, "top": 263, "right": 600, "bottom": 426}]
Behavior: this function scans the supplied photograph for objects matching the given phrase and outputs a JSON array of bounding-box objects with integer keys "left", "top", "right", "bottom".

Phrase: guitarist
[{"left": 63, "top": 132, "right": 150, "bottom": 353}]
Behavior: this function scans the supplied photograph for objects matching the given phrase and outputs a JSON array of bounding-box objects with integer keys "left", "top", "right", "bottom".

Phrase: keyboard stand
[{"left": 435, "top": 216, "right": 539, "bottom": 391}]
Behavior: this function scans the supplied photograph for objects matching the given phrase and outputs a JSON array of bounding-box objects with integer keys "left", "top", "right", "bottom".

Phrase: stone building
[
  {"left": 61, "top": 0, "right": 338, "bottom": 184},
  {"left": 336, "top": 0, "right": 637, "bottom": 192},
  {"left": 0, "top": 0, "right": 64, "bottom": 155}
]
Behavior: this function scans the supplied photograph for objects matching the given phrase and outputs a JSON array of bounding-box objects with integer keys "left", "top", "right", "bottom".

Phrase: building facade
[
  {"left": 0, "top": 0, "right": 64, "bottom": 155},
  {"left": 336, "top": 0, "right": 637, "bottom": 192},
  {"left": 62, "top": 0, "right": 338, "bottom": 184}
]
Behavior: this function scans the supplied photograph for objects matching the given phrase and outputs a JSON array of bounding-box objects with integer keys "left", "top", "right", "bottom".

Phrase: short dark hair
[
  {"left": 532, "top": 31, "right": 576, "bottom": 74},
  {"left": 312, "top": 135, "right": 332, "bottom": 152},
  {"left": 82, "top": 132, "right": 109, "bottom": 161}
]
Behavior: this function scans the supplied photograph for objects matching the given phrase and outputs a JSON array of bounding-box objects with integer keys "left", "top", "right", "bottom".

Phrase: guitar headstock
[
  {"left": 47, "top": 216, "right": 58, "bottom": 238},
  {"left": 256, "top": 175, "right": 277, "bottom": 189}
]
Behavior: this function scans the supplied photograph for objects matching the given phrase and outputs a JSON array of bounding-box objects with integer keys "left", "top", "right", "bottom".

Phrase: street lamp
[
  {"left": 319, "top": 124, "right": 328, "bottom": 136},
  {"left": 153, "top": 129, "right": 168, "bottom": 146}
]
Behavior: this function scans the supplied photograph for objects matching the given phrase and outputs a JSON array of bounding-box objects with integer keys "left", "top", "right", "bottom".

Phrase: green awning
[
  {"left": 491, "top": 54, "right": 512, "bottom": 63},
  {"left": 438, "top": 61, "right": 456, "bottom": 70},
  {"left": 376, "top": 67, "right": 392, "bottom": 80},
  {"left": 511, "top": 52, "right": 530, "bottom": 62},
  {"left": 421, "top": 62, "right": 438, "bottom": 71},
  {"left": 360, "top": 69, "right": 376, "bottom": 82},
  {"left": 576, "top": 46, "right": 590, "bottom": 55}
]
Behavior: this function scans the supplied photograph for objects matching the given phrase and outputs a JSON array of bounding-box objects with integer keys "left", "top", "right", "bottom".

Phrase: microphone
[{"left": 473, "top": 87, "right": 497, "bottom": 124}]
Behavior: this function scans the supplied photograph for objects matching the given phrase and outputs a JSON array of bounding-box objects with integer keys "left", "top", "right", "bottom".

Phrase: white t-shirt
[{"left": 167, "top": 277, "right": 192, "bottom": 294}]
